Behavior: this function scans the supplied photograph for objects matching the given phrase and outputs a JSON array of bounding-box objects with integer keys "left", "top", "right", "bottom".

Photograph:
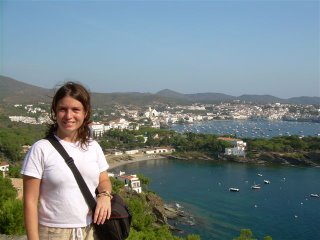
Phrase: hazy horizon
[{"left": 2, "top": 74, "right": 319, "bottom": 99}]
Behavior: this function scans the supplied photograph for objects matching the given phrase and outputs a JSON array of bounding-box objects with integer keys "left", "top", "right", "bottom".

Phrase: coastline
[
  {"left": 107, "top": 153, "right": 166, "bottom": 170},
  {"left": 106, "top": 150, "right": 320, "bottom": 170}
]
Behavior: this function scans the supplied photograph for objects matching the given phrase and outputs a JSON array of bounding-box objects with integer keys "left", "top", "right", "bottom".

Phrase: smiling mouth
[{"left": 63, "top": 122, "right": 75, "bottom": 126}]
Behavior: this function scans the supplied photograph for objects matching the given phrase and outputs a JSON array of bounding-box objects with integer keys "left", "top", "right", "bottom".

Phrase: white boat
[
  {"left": 264, "top": 180, "right": 271, "bottom": 184},
  {"left": 310, "top": 193, "right": 319, "bottom": 198},
  {"left": 257, "top": 173, "right": 263, "bottom": 177},
  {"left": 251, "top": 184, "right": 261, "bottom": 190},
  {"left": 229, "top": 188, "right": 240, "bottom": 192}
]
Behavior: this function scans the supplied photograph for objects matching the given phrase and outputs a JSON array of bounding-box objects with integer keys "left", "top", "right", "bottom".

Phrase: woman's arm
[
  {"left": 96, "top": 171, "right": 112, "bottom": 194},
  {"left": 23, "top": 175, "right": 41, "bottom": 240},
  {"left": 94, "top": 171, "right": 112, "bottom": 225}
]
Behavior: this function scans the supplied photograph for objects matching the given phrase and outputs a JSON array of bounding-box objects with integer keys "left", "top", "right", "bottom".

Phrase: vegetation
[
  {"left": 100, "top": 127, "right": 320, "bottom": 165},
  {"left": 1, "top": 112, "right": 319, "bottom": 166},
  {"left": 233, "top": 229, "right": 272, "bottom": 240},
  {"left": 0, "top": 114, "right": 46, "bottom": 163},
  {"left": 115, "top": 177, "right": 200, "bottom": 240},
  {"left": 100, "top": 127, "right": 232, "bottom": 157},
  {"left": 0, "top": 177, "right": 25, "bottom": 235},
  {"left": 245, "top": 135, "right": 320, "bottom": 153}
]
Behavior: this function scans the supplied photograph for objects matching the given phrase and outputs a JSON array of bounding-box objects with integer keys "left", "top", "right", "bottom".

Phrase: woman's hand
[{"left": 93, "top": 195, "right": 112, "bottom": 225}]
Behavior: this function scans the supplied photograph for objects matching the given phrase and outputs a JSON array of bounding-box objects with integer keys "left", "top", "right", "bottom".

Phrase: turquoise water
[{"left": 114, "top": 159, "right": 320, "bottom": 240}]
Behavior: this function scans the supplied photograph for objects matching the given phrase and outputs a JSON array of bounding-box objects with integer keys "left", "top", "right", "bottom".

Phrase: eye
[
  {"left": 73, "top": 107, "right": 84, "bottom": 114},
  {"left": 57, "top": 107, "right": 67, "bottom": 112}
]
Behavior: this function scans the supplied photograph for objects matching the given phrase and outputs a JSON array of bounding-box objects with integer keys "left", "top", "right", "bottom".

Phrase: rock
[
  {"left": 164, "top": 205, "right": 179, "bottom": 219},
  {"left": 146, "top": 193, "right": 168, "bottom": 224}
]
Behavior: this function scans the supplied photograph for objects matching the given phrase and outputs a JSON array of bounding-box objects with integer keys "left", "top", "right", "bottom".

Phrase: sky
[{"left": 0, "top": 0, "right": 319, "bottom": 98}]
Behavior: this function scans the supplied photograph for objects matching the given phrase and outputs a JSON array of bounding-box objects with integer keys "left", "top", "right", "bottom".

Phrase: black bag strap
[{"left": 46, "top": 134, "right": 96, "bottom": 211}]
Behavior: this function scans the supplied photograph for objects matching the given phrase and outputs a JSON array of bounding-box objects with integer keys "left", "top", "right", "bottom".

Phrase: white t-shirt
[{"left": 21, "top": 136, "right": 109, "bottom": 228}]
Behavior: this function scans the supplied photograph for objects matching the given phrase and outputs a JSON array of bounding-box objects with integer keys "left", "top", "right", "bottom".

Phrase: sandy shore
[{"left": 107, "top": 153, "right": 166, "bottom": 171}]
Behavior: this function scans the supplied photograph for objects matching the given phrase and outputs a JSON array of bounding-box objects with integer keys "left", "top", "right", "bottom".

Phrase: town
[
  {"left": 8, "top": 101, "right": 320, "bottom": 129},
  {"left": 4, "top": 101, "right": 319, "bottom": 165}
]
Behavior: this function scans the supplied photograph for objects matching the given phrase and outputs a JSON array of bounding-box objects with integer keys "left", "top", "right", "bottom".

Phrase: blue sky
[{"left": 0, "top": 0, "right": 319, "bottom": 98}]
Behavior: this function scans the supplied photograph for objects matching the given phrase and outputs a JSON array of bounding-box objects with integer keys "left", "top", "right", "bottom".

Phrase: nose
[{"left": 65, "top": 109, "right": 73, "bottom": 119}]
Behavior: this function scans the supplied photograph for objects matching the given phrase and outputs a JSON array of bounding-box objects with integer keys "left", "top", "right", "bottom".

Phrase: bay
[
  {"left": 170, "top": 120, "right": 320, "bottom": 138},
  {"left": 114, "top": 159, "right": 320, "bottom": 240}
]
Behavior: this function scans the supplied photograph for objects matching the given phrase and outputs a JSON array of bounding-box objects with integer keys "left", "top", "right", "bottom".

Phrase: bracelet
[{"left": 97, "top": 191, "right": 113, "bottom": 199}]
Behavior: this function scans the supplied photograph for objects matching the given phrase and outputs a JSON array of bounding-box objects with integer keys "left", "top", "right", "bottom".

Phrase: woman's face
[{"left": 55, "top": 96, "right": 86, "bottom": 140}]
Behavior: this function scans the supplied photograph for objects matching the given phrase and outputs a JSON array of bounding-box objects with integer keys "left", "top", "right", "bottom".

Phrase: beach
[{"left": 107, "top": 153, "right": 166, "bottom": 170}]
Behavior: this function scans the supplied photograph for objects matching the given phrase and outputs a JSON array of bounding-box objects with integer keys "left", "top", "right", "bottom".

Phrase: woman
[{"left": 22, "top": 82, "right": 112, "bottom": 240}]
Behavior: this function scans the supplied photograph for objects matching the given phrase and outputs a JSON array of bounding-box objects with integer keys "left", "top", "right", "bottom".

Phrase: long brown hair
[{"left": 47, "top": 81, "right": 92, "bottom": 148}]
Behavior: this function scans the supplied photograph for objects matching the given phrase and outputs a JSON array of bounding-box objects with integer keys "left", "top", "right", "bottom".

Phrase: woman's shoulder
[
  {"left": 30, "top": 138, "right": 52, "bottom": 150},
  {"left": 87, "top": 139, "right": 104, "bottom": 151},
  {"left": 88, "top": 139, "right": 100, "bottom": 147}
]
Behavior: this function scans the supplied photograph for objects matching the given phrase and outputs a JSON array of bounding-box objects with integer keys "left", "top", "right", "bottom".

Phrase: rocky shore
[
  {"left": 135, "top": 191, "right": 194, "bottom": 233},
  {"left": 167, "top": 150, "right": 320, "bottom": 167},
  {"left": 227, "top": 151, "right": 320, "bottom": 167}
]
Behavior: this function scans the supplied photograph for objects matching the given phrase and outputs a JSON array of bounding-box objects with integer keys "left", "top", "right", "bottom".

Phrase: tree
[
  {"left": 110, "top": 177, "right": 125, "bottom": 193},
  {"left": 137, "top": 174, "right": 150, "bottom": 191},
  {"left": 128, "top": 198, "right": 154, "bottom": 231},
  {"left": 186, "top": 234, "right": 201, "bottom": 240},
  {"left": 0, "top": 199, "right": 25, "bottom": 235},
  {"left": 233, "top": 229, "right": 257, "bottom": 240},
  {"left": 263, "top": 236, "right": 272, "bottom": 240},
  {"left": 233, "top": 229, "right": 272, "bottom": 240},
  {"left": 0, "top": 177, "right": 17, "bottom": 204},
  {"left": 9, "top": 164, "right": 22, "bottom": 178}
]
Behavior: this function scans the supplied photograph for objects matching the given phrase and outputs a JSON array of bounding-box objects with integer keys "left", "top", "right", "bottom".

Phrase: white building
[
  {"left": 90, "top": 122, "right": 105, "bottom": 137},
  {"left": 151, "top": 120, "right": 161, "bottom": 128},
  {"left": 105, "top": 149, "right": 123, "bottom": 156},
  {"left": 109, "top": 118, "right": 130, "bottom": 129},
  {"left": 0, "top": 162, "right": 9, "bottom": 177},
  {"left": 218, "top": 137, "right": 247, "bottom": 157},
  {"left": 116, "top": 172, "right": 142, "bottom": 193},
  {"left": 125, "top": 149, "right": 139, "bottom": 155},
  {"left": 9, "top": 116, "right": 38, "bottom": 124},
  {"left": 144, "top": 107, "right": 159, "bottom": 118},
  {"left": 168, "top": 117, "right": 178, "bottom": 124},
  {"left": 144, "top": 147, "right": 176, "bottom": 154}
]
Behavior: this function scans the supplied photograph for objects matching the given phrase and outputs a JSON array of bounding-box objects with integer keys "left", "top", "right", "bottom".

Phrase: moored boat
[
  {"left": 229, "top": 188, "right": 240, "bottom": 192},
  {"left": 310, "top": 193, "right": 319, "bottom": 198},
  {"left": 251, "top": 184, "right": 261, "bottom": 190}
]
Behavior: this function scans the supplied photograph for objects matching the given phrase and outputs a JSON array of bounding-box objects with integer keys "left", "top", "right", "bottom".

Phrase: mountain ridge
[{"left": 0, "top": 75, "right": 319, "bottom": 105}]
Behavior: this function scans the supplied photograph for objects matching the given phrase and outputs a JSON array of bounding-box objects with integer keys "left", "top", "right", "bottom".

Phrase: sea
[
  {"left": 113, "top": 120, "right": 320, "bottom": 240},
  {"left": 170, "top": 119, "right": 320, "bottom": 138},
  {"left": 115, "top": 160, "right": 320, "bottom": 240}
]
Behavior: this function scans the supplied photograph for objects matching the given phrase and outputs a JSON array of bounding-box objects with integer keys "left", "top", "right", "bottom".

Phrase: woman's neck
[{"left": 56, "top": 130, "right": 78, "bottom": 143}]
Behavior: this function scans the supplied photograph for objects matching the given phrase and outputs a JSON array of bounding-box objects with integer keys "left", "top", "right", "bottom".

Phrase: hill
[
  {"left": 0, "top": 76, "right": 52, "bottom": 104},
  {"left": 0, "top": 75, "right": 319, "bottom": 105},
  {"left": 0, "top": 75, "right": 184, "bottom": 106}
]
